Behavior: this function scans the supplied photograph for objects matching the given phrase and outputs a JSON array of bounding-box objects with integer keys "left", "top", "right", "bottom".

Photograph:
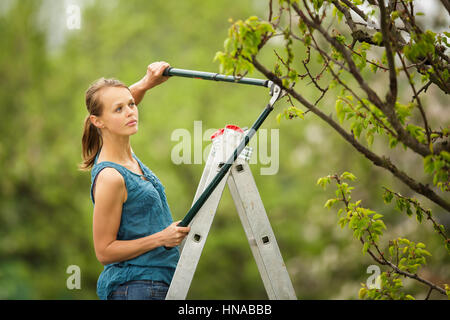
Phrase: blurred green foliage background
[{"left": 0, "top": 0, "right": 448, "bottom": 299}]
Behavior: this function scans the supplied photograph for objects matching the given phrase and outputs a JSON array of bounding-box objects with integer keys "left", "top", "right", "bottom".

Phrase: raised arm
[{"left": 129, "top": 61, "right": 171, "bottom": 105}]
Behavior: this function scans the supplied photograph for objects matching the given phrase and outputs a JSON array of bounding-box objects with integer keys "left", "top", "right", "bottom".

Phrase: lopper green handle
[{"left": 163, "top": 67, "right": 269, "bottom": 87}]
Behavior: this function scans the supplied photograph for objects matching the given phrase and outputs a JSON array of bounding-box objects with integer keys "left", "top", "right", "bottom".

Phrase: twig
[
  {"left": 396, "top": 51, "right": 432, "bottom": 146},
  {"left": 331, "top": 177, "right": 447, "bottom": 297},
  {"left": 383, "top": 187, "right": 449, "bottom": 243},
  {"left": 414, "top": 81, "right": 432, "bottom": 101},
  {"left": 425, "top": 287, "right": 433, "bottom": 300}
]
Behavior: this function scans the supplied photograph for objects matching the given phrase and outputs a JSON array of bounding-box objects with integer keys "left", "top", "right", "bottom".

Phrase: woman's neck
[{"left": 99, "top": 135, "right": 133, "bottom": 164}]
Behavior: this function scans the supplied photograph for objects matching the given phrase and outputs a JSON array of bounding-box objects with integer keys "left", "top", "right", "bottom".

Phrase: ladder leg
[
  {"left": 178, "top": 145, "right": 216, "bottom": 253},
  {"left": 166, "top": 159, "right": 230, "bottom": 300},
  {"left": 227, "top": 159, "right": 297, "bottom": 300}
]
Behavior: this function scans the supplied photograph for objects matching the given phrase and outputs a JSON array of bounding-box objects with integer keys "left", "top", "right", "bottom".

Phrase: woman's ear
[{"left": 89, "top": 115, "right": 104, "bottom": 129}]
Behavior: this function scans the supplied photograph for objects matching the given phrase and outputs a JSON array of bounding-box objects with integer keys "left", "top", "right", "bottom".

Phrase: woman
[{"left": 80, "top": 61, "right": 190, "bottom": 300}]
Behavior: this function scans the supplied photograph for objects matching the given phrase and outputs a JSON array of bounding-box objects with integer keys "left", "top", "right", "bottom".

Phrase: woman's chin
[{"left": 125, "top": 127, "right": 138, "bottom": 136}]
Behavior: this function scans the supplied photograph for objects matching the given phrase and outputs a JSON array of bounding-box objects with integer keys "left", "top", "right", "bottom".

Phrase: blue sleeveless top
[{"left": 90, "top": 149, "right": 180, "bottom": 300}]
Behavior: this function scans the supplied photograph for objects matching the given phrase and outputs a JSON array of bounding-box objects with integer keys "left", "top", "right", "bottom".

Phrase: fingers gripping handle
[
  {"left": 164, "top": 221, "right": 188, "bottom": 250},
  {"left": 163, "top": 67, "right": 173, "bottom": 77}
]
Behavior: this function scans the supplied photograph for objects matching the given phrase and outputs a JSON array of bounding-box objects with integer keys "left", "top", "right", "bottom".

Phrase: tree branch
[
  {"left": 441, "top": 0, "right": 450, "bottom": 15},
  {"left": 291, "top": 2, "right": 440, "bottom": 158},
  {"left": 251, "top": 57, "right": 450, "bottom": 213},
  {"left": 340, "top": 0, "right": 368, "bottom": 21},
  {"left": 378, "top": 0, "right": 398, "bottom": 107},
  {"left": 331, "top": 0, "right": 357, "bottom": 32}
]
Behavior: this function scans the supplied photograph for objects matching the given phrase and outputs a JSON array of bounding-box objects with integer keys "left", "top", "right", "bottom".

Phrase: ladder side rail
[{"left": 229, "top": 160, "right": 297, "bottom": 300}]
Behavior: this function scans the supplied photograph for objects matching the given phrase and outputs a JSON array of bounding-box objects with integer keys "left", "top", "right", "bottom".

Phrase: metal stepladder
[{"left": 166, "top": 124, "right": 297, "bottom": 300}]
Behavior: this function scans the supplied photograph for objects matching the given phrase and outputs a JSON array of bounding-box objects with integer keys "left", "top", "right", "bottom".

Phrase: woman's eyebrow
[
  {"left": 111, "top": 102, "right": 123, "bottom": 110},
  {"left": 112, "top": 98, "right": 134, "bottom": 109}
]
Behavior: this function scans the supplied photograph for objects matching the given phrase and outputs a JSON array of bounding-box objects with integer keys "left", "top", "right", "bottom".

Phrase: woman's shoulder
[
  {"left": 90, "top": 167, "right": 128, "bottom": 205},
  {"left": 95, "top": 167, "right": 125, "bottom": 186}
]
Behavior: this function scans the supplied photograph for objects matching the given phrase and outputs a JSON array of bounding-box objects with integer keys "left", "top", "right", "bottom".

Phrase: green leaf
[
  {"left": 351, "top": 121, "right": 363, "bottom": 139},
  {"left": 338, "top": 217, "right": 346, "bottom": 228},
  {"left": 369, "top": 61, "right": 378, "bottom": 73},
  {"left": 317, "top": 176, "right": 331, "bottom": 189},
  {"left": 372, "top": 32, "right": 383, "bottom": 45},
  {"left": 405, "top": 203, "right": 413, "bottom": 216},
  {"left": 383, "top": 190, "right": 394, "bottom": 203},
  {"left": 358, "top": 287, "right": 367, "bottom": 299},
  {"left": 444, "top": 284, "right": 450, "bottom": 298},
  {"left": 312, "top": 0, "right": 324, "bottom": 10},
  {"left": 416, "top": 242, "right": 426, "bottom": 249},
  {"left": 276, "top": 113, "right": 282, "bottom": 124},
  {"left": 415, "top": 207, "right": 423, "bottom": 223},
  {"left": 373, "top": 213, "right": 383, "bottom": 220},
  {"left": 340, "top": 172, "right": 357, "bottom": 181},
  {"left": 399, "top": 238, "right": 410, "bottom": 245},
  {"left": 324, "top": 198, "right": 339, "bottom": 209},
  {"left": 423, "top": 155, "right": 434, "bottom": 174},
  {"left": 389, "top": 137, "right": 398, "bottom": 148},
  {"left": 366, "top": 130, "right": 374, "bottom": 147},
  {"left": 440, "top": 151, "right": 450, "bottom": 162},
  {"left": 335, "top": 99, "right": 345, "bottom": 124},
  {"left": 362, "top": 242, "right": 370, "bottom": 255},
  {"left": 389, "top": 245, "right": 395, "bottom": 257},
  {"left": 391, "top": 11, "right": 399, "bottom": 20}
]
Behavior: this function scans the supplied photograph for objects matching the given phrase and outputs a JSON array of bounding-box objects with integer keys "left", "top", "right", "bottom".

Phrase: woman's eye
[
  {"left": 116, "top": 107, "right": 122, "bottom": 112},
  {"left": 130, "top": 102, "right": 136, "bottom": 107}
]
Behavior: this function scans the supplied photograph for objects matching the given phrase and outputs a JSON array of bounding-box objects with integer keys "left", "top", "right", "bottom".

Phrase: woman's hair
[{"left": 79, "top": 78, "right": 129, "bottom": 171}]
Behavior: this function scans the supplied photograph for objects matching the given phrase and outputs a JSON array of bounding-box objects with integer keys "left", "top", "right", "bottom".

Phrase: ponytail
[
  {"left": 78, "top": 77, "right": 128, "bottom": 171},
  {"left": 79, "top": 115, "right": 102, "bottom": 171}
]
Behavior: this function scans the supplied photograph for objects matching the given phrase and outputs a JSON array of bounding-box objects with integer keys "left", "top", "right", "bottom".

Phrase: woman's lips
[{"left": 127, "top": 120, "right": 137, "bottom": 126}]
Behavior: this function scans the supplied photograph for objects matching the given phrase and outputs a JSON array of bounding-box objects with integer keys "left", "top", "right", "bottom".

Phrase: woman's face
[{"left": 91, "top": 86, "right": 138, "bottom": 137}]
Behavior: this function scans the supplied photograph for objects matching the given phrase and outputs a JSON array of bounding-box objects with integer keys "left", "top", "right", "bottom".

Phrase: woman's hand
[
  {"left": 160, "top": 220, "right": 190, "bottom": 248},
  {"left": 129, "top": 61, "right": 171, "bottom": 104},
  {"left": 141, "top": 61, "right": 171, "bottom": 90}
]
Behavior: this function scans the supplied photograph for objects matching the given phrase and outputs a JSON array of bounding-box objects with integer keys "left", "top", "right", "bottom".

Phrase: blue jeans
[{"left": 107, "top": 280, "right": 169, "bottom": 300}]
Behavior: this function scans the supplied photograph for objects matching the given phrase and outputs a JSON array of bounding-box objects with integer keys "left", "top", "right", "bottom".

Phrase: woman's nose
[{"left": 126, "top": 105, "right": 136, "bottom": 115}]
